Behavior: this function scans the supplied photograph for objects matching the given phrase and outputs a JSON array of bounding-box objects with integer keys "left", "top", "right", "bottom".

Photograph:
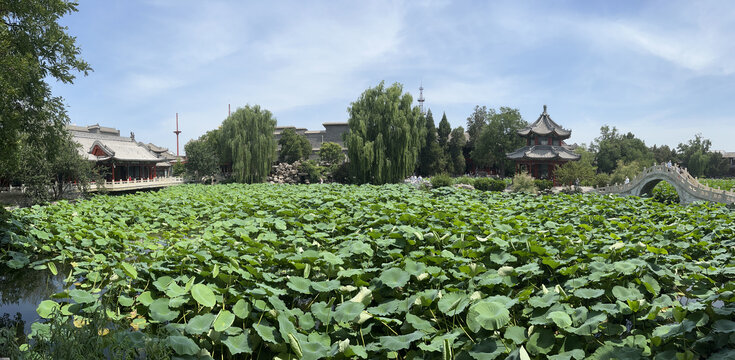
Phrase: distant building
[
  {"left": 274, "top": 122, "right": 348, "bottom": 158},
  {"left": 506, "top": 105, "right": 580, "bottom": 184},
  {"left": 716, "top": 150, "right": 735, "bottom": 175},
  {"left": 67, "top": 124, "right": 176, "bottom": 181}
]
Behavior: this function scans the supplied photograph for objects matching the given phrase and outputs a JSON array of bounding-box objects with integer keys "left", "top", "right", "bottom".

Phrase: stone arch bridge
[{"left": 596, "top": 164, "right": 735, "bottom": 205}]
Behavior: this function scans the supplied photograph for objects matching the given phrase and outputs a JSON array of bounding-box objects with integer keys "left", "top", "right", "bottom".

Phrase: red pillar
[{"left": 111, "top": 164, "right": 115, "bottom": 182}]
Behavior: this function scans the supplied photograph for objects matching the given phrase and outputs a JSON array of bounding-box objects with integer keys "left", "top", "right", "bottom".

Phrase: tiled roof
[
  {"left": 68, "top": 126, "right": 162, "bottom": 163},
  {"left": 517, "top": 105, "right": 571, "bottom": 139},
  {"left": 506, "top": 145, "right": 581, "bottom": 161}
]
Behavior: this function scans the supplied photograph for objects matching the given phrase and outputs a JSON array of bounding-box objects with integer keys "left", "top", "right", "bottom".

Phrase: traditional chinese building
[
  {"left": 506, "top": 105, "right": 580, "bottom": 184},
  {"left": 67, "top": 124, "right": 174, "bottom": 181}
]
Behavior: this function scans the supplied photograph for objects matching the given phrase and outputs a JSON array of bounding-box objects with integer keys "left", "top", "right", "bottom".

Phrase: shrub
[
  {"left": 430, "top": 173, "right": 453, "bottom": 188},
  {"left": 534, "top": 179, "right": 553, "bottom": 191},
  {"left": 332, "top": 162, "right": 351, "bottom": 184},
  {"left": 594, "top": 173, "right": 611, "bottom": 187},
  {"left": 511, "top": 173, "right": 537, "bottom": 194},
  {"left": 298, "top": 160, "right": 323, "bottom": 184},
  {"left": 453, "top": 176, "right": 475, "bottom": 186},
  {"left": 474, "top": 177, "right": 506, "bottom": 192}
]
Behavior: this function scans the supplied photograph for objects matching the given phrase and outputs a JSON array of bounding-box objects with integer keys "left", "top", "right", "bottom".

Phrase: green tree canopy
[
  {"left": 319, "top": 142, "right": 344, "bottom": 166},
  {"left": 591, "top": 126, "right": 654, "bottom": 173},
  {"left": 278, "top": 128, "right": 312, "bottom": 163},
  {"left": 219, "top": 105, "right": 276, "bottom": 183},
  {"left": 470, "top": 107, "right": 527, "bottom": 176},
  {"left": 1, "top": 0, "right": 92, "bottom": 183},
  {"left": 448, "top": 126, "right": 467, "bottom": 176},
  {"left": 345, "top": 81, "right": 425, "bottom": 184},
  {"left": 438, "top": 112, "right": 451, "bottom": 149},
  {"left": 416, "top": 109, "right": 443, "bottom": 176},
  {"left": 184, "top": 134, "right": 219, "bottom": 182},
  {"left": 465, "top": 106, "right": 492, "bottom": 151},
  {"left": 555, "top": 146, "right": 597, "bottom": 186},
  {"left": 651, "top": 144, "right": 678, "bottom": 164},
  {"left": 677, "top": 134, "right": 729, "bottom": 177}
]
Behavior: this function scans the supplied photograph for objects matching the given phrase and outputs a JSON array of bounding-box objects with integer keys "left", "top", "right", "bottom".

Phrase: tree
[
  {"left": 651, "top": 144, "right": 678, "bottom": 164},
  {"left": 219, "top": 105, "right": 276, "bottom": 183},
  {"left": 344, "top": 81, "right": 425, "bottom": 184},
  {"left": 676, "top": 134, "right": 729, "bottom": 177},
  {"left": 0, "top": 1, "right": 92, "bottom": 184},
  {"left": 319, "top": 142, "right": 344, "bottom": 166},
  {"left": 416, "top": 110, "right": 443, "bottom": 176},
  {"left": 438, "top": 112, "right": 451, "bottom": 149},
  {"left": 184, "top": 134, "right": 219, "bottom": 182},
  {"left": 591, "top": 126, "right": 654, "bottom": 173},
  {"left": 470, "top": 107, "right": 527, "bottom": 176},
  {"left": 555, "top": 146, "right": 597, "bottom": 186},
  {"left": 15, "top": 133, "right": 96, "bottom": 203},
  {"left": 278, "top": 128, "right": 312, "bottom": 163},
  {"left": 465, "top": 106, "right": 491, "bottom": 151},
  {"left": 448, "top": 127, "right": 466, "bottom": 175}
]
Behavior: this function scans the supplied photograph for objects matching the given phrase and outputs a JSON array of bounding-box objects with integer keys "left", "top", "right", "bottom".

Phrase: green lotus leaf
[
  {"left": 548, "top": 349, "right": 586, "bottom": 360},
  {"left": 574, "top": 288, "right": 605, "bottom": 299},
  {"left": 548, "top": 311, "right": 573, "bottom": 329},
  {"left": 167, "top": 335, "right": 199, "bottom": 355},
  {"left": 526, "top": 328, "right": 555, "bottom": 355},
  {"left": 121, "top": 262, "right": 137, "bottom": 279},
  {"left": 467, "top": 338, "right": 504, "bottom": 360},
  {"left": 613, "top": 260, "right": 638, "bottom": 275},
  {"left": 213, "top": 309, "right": 235, "bottom": 332},
  {"left": 311, "top": 279, "right": 341, "bottom": 292},
  {"left": 277, "top": 313, "right": 297, "bottom": 341},
  {"left": 137, "top": 291, "right": 154, "bottom": 306},
  {"left": 36, "top": 300, "right": 59, "bottom": 319},
  {"left": 69, "top": 289, "right": 97, "bottom": 304},
  {"left": 232, "top": 299, "right": 250, "bottom": 319},
  {"left": 118, "top": 295, "right": 134, "bottom": 307},
  {"left": 379, "top": 267, "right": 410, "bottom": 289},
  {"left": 378, "top": 331, "right": 424, "bottom": 351},
  {"left": 287, "top": 276, "right": 312, "bottom": 294},
  {"left": 333, "top": 301, "right": 364, "bottom": 323},
  {"left": 191, "top": 283, "right": 216, "bottom": 308},
  {"left": 405, "top": 313, "right": 436, "bottom": 333},
  {"left": 438, "top": 291, "right": 469, "bottom": 315},
  {"left": 222, "top": 331, "right": 252, "bottom": 355},
  {"left": 404, "top": 258, "right": 427, "bottom": 276},
  {"left": 149, "top": 298, "right": 179, "bottom": 322},
  {"left": 504, "top": 325, "right": 527, "bottom": 344},
  {"left": 712, "top": 319, "right": 735, "bottom": 333},
  {"left": 185, "top": 313, "right": 215, "bottom": 335},
  {"left": 466, "top": 301, "right": 510, "bottom": 332},
  {"left": 612, "top": 286, "right": 643, "bottom": 301},
  {"left": 253, "top": 323, "right": 278, "bottom": 343}
]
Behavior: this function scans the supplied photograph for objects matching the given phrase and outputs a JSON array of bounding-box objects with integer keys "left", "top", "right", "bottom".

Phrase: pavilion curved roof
[
  {"left": 506, "top": 145, "right": 581, "bottom": 161},
  {"left": 517, "top": 105, "right": 571, "bottom": 139}
]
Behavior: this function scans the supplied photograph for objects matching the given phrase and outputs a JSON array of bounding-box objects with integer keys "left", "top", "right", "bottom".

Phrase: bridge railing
[{"left": 596, "top": 163, "right": 735, "bottom": 204}]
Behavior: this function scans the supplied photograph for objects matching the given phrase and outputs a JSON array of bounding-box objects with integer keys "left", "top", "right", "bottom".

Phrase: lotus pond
[{"left": 1, "top": 183, "right": 734, "bottom": 359}]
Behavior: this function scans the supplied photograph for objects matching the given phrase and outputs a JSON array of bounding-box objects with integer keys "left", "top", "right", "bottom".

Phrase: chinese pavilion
[{"left": 506, "top": 105, "right": 580, "bottom": 184}]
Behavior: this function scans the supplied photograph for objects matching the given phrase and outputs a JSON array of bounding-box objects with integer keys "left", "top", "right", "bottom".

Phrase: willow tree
[
  {"left": 220, "top": 105, "right": 276, "bottom": 183},
  {"left": 345, "top": 82, "right": 425, "bottom": 184}
]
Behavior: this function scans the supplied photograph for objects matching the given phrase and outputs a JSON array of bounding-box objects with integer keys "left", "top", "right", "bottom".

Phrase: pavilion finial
[{"left": 543, "top": 105, "right": 547, "bottom": 114}]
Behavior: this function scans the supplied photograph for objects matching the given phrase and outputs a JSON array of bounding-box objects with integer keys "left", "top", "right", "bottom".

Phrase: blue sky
[{"left": 52, "top": 0, "right": 735, "bottom": 154}]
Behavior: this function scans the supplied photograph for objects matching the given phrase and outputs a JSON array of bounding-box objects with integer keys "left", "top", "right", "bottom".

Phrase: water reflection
[{"left": 0, "top": 265, "right": 67, "bottom": 335}]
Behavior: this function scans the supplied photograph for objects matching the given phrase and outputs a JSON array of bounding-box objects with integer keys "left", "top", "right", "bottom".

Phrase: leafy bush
[
  {"left": 511, "top": 172, "right": 537, "bottom": 193},
  {"left": 430, "top": 173, "right": 453, "bottom": 188},
  {"left": 473, "top": 177, "right": 506, "bottom": 192},
  {"left": 332, "top": 162, "right": 351, "bottom": 184},
  {"left": 453, "top": 176, "right": 475, "bottom": 186},
  {"left": 298, "top": 160, "right": 323, "bottom": 184},
  {"left": 594, "top": 173, "right": 611, "bottom": 187},
  {"left": 534, "top": 179, "right": 553, "bottom": 191}
]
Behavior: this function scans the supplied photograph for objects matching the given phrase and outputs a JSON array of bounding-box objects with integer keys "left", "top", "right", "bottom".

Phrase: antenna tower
[
  {"left": 418, "top": 83, "right": 425, "bottom": 114},
  {"left": 174, "top": 113, "right": 182, "bottom": 157}
]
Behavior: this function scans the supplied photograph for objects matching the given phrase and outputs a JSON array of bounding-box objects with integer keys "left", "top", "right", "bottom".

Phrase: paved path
[{"left": 595, "top": 164, "right": 735, "bottom": 205}]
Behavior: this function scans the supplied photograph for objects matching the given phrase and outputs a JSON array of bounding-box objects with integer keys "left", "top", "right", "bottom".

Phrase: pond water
[{"left": 0, "top": 265, "right": 67, "bottom": 335}]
